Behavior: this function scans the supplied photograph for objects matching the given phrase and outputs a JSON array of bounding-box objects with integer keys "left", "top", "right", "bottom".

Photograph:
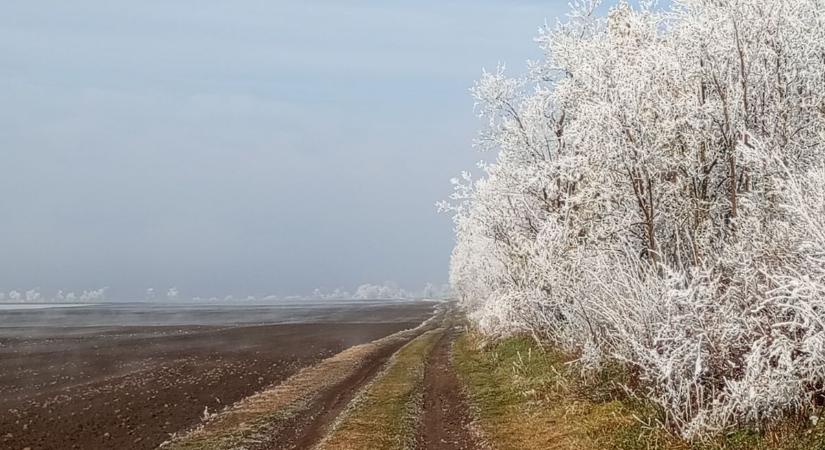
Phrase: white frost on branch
[{"left": 0, "top": 288, "right": 108, "bottom": 304}]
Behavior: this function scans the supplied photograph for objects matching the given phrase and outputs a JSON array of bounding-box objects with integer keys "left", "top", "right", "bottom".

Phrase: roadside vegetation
[
  {"left": 454, "top": 331, "right": 825, "bottom": 450},
  {"left": 444, "top": 0, "right": 825, "bottom": 442},
  {"left": 317, "top": 329, "right": 444, "bottom": 450}
]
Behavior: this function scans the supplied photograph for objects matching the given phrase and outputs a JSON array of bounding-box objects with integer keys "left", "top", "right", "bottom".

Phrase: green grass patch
[
  {"left": 318, "top": 328, "right": 444, "bottom": 450},
  {"left": 453, "top": 332, "right": 825, "bottom": 450}
]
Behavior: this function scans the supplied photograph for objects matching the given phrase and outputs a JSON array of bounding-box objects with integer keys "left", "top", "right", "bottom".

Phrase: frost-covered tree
[{"left": 447, "top": 0, "right": 825, "bottom": 439}]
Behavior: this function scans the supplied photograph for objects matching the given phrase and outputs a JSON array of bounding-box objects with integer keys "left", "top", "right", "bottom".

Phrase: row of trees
[
  {"left": 446, "top": 0, "right": 825, "bottom": 439},
  {"left": 0, "top": 288, "right": 108, "bottom": 303}
]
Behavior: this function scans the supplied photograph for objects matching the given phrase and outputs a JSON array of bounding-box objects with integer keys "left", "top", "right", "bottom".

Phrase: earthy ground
[
  {"left": 316, "top": 328, "right": 444, "bottom": 450},
  {"left": 417, "top": 326, "right": 479, "bottom": 450},
  {"left": 164, "top": 304, "right": 482, "bottom": 450},
  {"left": 164, "top": 308, "right": 446, "bottom": 450},
  {"left": 0, "top": 302, "right": 435, "bottom": 450},
  {"left": 265, "top": 336, "right": 412, "bottom": 450}
]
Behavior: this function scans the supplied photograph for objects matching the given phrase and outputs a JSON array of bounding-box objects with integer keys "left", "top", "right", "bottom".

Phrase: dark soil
[
  {"left": 0, "top": 321, "right": 421, "bottom": 450},
  {"left": 417, "top": 326, "right": 479, "bottom": 450}
]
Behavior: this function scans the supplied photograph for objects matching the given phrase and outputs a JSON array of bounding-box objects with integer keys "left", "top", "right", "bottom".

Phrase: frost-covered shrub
[{"left": 444, "top": 0, "right": 825, "bottom": 439}]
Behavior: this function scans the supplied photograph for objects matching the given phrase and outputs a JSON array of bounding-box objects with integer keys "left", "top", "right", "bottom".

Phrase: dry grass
[
  {"left": 452, "top": 332, "right": 825, "bottom": 450},
  {"left": 315, "top": 328, "right": 445, "bottom": 450}
]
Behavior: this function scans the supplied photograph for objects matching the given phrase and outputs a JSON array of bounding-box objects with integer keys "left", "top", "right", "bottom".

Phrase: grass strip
[
  {"left": 316, "top": 328, "right": 444, "bottom": 450},
  {"left": 452, "top": 332, "right": 825, "bottom": 450}
]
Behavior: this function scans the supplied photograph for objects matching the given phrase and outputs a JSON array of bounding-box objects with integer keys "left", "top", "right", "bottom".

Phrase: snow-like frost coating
[{"left": 444, "top": 0, "right": 825, "bottom": 439}]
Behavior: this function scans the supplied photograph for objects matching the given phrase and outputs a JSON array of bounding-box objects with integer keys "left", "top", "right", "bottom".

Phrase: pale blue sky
[{"left": 0, "top": 1, "right": 568, "bottom": 299}]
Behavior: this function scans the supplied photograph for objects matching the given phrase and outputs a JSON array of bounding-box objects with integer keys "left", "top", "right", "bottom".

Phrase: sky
[{"left": 0, "top": 1, "right": 568, "bottom": 300}]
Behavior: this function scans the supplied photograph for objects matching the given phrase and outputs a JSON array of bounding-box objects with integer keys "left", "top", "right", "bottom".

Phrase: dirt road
[
  {"left": 262, "top": 334, "right": 415, "bottom": 450},
  {"left": 417, "top": 326, "right": 479, "bottom": 450},
  {"left": 250, "top": 307, "right": 480, "bottom": 450}
]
